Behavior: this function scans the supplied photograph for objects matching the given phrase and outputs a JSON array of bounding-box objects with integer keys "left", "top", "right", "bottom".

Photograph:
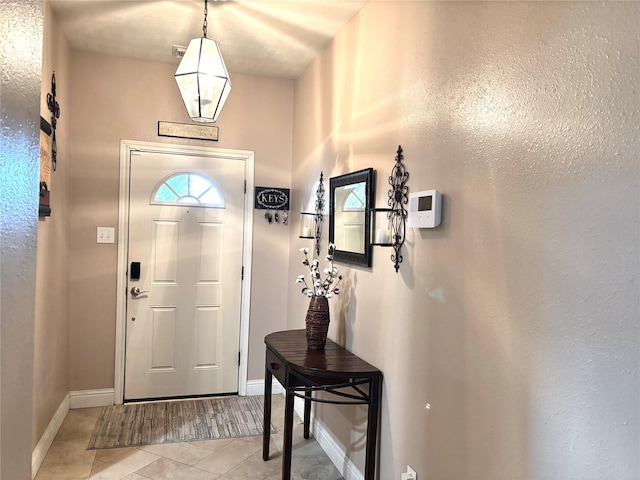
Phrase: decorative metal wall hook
[
  {"left": 46, "top": 72, "right": 60, "bottom": 171},
  {"left": 314, "top": 172, "right": 325, "bottom": 257},
  {"left": 388, "top": 145, "right": 409, "bottom": 272},
  {"left": 299, "top": 171, "right": 325, "bottom": 258},
  {"left": 370, "top": 145, "right": 409, "bottom": 272}
]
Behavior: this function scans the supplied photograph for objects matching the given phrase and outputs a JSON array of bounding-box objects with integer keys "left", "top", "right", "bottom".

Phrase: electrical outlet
[
  {"left": 401, "top": 465, "right": 417, "bottom": 480},
  {"left": 97, "top": 227, "right": 115, "bottom": 244}
]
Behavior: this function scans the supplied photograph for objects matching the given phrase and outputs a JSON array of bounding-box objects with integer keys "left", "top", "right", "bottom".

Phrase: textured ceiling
[{"left": 49, "top": 0, "right": 366, "bottom": 79}]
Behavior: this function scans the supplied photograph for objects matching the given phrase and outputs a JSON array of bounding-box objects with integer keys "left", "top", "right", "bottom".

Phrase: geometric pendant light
[{"left": 175, "top": 0, "right": 231, "bottom": 122}]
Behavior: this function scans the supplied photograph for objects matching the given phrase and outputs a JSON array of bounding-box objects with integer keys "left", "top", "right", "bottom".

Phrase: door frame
[{"left": 114, "top": 139, "right": 255, "bottom": 404}]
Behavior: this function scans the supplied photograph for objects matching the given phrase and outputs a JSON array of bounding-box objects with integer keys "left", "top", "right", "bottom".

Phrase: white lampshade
[{"left": 175, "top": 37, "right": 231, "bottom": 123}]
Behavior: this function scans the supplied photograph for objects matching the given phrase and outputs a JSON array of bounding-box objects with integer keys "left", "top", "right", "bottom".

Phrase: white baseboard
[
  {"left": 246, "top": 378, "right": 284, "bottom": 396},
  {"left": 69, "top": 388, "right": 115, "bottom": 409},
  {"left": 32, "top": 394, "right": 70, "bottom": 479},
  {"left": 293, "top": 398, "right": 364, "bottom": 480}
]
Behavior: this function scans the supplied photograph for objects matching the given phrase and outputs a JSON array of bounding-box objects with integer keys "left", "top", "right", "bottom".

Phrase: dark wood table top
[{"left": 265, "top": 329, "right": 381, "bottom": 379}]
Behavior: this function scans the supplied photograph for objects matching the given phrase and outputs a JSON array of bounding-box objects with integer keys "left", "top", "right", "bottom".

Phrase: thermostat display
[
  {"left": 408, "top": 190, "right": 442, "bottom": 228},
  {"left": 418, "top": 195, "right": 433, "bottom": 211}
]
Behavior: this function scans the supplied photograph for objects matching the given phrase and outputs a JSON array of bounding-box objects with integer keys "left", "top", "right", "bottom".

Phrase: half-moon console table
[{"left": 263, "top": 329, "right": 383, "bottom": 480}]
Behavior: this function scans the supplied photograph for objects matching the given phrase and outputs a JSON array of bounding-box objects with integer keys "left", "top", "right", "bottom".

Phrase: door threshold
[{"left": 124, "top": 391, "right": 240, "bottom": 405}]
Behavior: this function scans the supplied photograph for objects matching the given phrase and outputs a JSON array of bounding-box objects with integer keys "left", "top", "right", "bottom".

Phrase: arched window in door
[{"left": 151, "top": 172, "right": 225, "bottom": 208}]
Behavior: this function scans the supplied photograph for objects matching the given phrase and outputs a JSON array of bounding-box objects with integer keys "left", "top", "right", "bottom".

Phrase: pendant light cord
[{"left": 203, "top": 0, "right": 208, "bottom": 38}]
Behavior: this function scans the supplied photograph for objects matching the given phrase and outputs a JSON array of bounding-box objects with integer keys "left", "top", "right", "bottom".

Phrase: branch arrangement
[{"left": 296, "top": 244, "right": 342, "bottom": 298}]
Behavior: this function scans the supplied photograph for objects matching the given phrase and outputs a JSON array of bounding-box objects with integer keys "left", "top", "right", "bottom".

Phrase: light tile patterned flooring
[{"left": 35, "top": 395, "right": 344, "bottom": 480}]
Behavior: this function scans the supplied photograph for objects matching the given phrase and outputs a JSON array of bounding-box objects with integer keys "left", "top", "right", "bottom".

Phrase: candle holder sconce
[
  {"left": 46, "top": 72, "right": 60, "bottom": 172},
  {"left": 299, "top": 172, "right": 326, "bottom": 257},
  {"left": 369, "top": 145, "right": 409, "bottom": 272}
]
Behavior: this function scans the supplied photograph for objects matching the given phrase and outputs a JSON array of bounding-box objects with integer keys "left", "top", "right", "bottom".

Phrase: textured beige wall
[
  {"left": 68, "top": 53, "right": 293, "bottom": 390},
  {"left": 0, "top": 1, "right": 42, "bottom": 477},
  {"left": 289, "top": 2, "right": 639, "bottom": 479},
  {"left": 34, "top": 0, "right": 72, "bottom": 448}
]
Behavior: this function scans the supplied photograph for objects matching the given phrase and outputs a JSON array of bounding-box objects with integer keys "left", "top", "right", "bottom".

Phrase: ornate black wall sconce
[
  {"left": 299, "top": 172, "right": 325, "bottom": 257},
  {"left": 369, "top": 145, "right": 409, "bottom": 272},
  {"left": 46, "top": 72, "right": 60, "bottom": 171}
]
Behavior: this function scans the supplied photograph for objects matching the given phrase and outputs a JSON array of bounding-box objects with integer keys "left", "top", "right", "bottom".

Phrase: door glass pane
[
  {"left": 199, "top": 187, "right": 224, "bottom": 206},
  {"left": 151, "top": 173, "right": 225, "bottom": 208},
  {"left": 154, "top": 184, "right": 178, "bottom": 203},
  {"left": 166, "top": 175, "right": 188, "bottom": 196},
  {"left": 189, "top": 174, "right": 212, "bottom": 197}
]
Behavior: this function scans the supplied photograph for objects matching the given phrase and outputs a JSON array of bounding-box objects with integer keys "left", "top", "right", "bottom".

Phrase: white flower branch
[{"left": 296, "top": 244, "right": 342, "bottom": 298}]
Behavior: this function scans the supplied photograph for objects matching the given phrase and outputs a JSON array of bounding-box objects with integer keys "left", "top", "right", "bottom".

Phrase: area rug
[{"left": 87, "top": 396, "right": 274, "bottom": 449}]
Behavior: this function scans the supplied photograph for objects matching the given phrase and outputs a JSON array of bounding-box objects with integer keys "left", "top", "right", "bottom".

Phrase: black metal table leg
[
  {"left": 282, "top": 381, "right": 295, "bottom": 479},
  {"left": 303, "top": 389, "right": 312, "bottom": 439},
  {"left": 262, "top": 363, "right": 273, "bottom": 461},
  {"left": 364, "top": 375, "right": 382, "bottom": 480}
]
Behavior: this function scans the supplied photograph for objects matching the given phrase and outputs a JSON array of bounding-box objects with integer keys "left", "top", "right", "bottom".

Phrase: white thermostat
[{"left": 408, "top": 190, "right": 442, "bottom": 228}]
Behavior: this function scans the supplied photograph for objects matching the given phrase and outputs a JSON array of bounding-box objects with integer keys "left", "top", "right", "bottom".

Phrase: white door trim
[{"left": 115, "top": 140, "right": 254, "bottom": 404}]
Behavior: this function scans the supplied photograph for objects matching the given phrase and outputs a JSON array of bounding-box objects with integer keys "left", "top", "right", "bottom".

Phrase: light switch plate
[{"left": 97, "top": 227, "right": 115, "bottom": 244}]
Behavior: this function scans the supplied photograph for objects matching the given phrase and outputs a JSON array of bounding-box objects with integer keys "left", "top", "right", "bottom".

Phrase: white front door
[{"left": 124, "top": 149, "right": 245, "bottom": 400}]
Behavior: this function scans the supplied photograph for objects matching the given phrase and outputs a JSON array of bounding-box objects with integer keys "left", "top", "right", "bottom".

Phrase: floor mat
[{"left": 87, "top": 396, "right": 274, "bottom": 449}]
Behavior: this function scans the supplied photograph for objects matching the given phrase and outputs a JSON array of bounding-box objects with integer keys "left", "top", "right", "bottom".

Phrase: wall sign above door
[{"left": 158, "top": 121, "right": 219, "bottom": 141}]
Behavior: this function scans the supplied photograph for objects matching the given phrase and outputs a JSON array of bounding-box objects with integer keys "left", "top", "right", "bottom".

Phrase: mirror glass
[{"left": 329, "top": 168, "right": 374, "bottom": 267}]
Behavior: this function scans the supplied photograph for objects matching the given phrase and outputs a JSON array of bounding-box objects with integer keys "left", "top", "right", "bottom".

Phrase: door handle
[{"left": 130, "top": 287, "right": 148, "bottom": 297}]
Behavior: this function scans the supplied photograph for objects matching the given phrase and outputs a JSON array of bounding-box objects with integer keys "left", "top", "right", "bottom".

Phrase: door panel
[
  {"left": 198, "top": 222, "right": 222, "bottom": 281},
  {"left": 150, "top": 308, "right": 177, "bottom": 370},
  {"left": 194, "top": 307, "right": 220, "bottom": 367},
  {"left": 153, "top": 220, "right": 179, "bottom": 282},
  {"left": 124, "top": 150, "right": 245, "bottom": 400}
]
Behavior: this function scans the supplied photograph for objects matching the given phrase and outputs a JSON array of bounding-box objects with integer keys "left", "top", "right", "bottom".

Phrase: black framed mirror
[{"left": 329, "top": 168, "right": 375, "bottom": 267}]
